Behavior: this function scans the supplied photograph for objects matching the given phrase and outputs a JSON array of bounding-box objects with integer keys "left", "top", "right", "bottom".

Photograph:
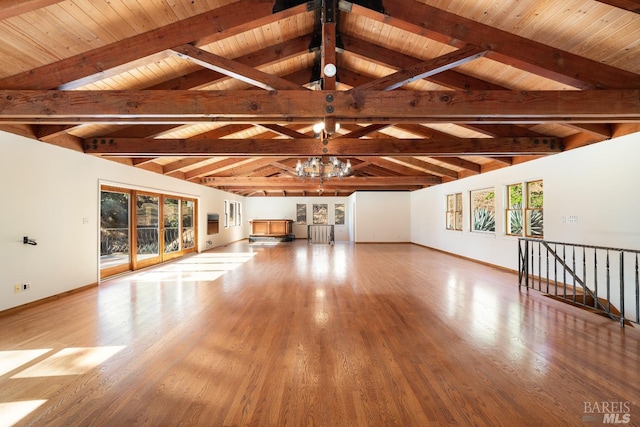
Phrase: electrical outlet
[
  {"left": 22, "top": 283, "right": 31, "bottom": 291},
  {"left": 14, "top": 284, "right": 21, "bottom": 293}
]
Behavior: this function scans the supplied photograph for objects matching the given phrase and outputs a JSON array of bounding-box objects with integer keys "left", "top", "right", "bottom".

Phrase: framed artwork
[
  {"left": 296, "top": 204, "right": 307, "bottom": 225},
  {"left": 335, "top": 203, "right": 345, "bottom": 225},
  {"left": 313, "top": 204, "right": 328, "bottom": 224}
]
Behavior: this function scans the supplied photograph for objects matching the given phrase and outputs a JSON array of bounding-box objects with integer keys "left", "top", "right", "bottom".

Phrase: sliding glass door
[
  {"left": 100, "top": 186, "right": 198, "bottom": 278},
  {"left": 100, "top": 188, "right": 131, "bottom": 278},
  {"left": 163, "top": 197, "right": 181, "bottom": 261},
  {"left": 134, "top": 193, "right": 161, "bottom": 269}
]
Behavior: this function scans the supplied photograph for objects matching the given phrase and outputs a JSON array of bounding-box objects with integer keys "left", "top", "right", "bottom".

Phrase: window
[
  {"left": 471, "top": 188, "right": 495, "bottom": 233},
  {"left": 446, "top": 193, "right": 462, "bottom": 231},
  {"left": 506, "top": 180, "right": 543, "bottom": 238},
  {"left": 224, "top": 200, "right": 242, "bottom": 228}
]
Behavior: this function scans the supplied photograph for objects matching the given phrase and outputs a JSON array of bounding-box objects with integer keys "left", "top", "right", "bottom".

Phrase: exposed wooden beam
[
  {"left": 388, "top": 157, "right": 459, "bottom": 179},
  {"left": 352, "top": 45, "right": 488, "bottom": 92},
  {"left": 202, "top": 176, "right": 441, "bottom": 187},
  {"left": 2, "top": 90, "right": 638, "bottom": 121},
  {"left": 171, "top": 45, "right": 303, "bottom": 91},
  {"left": 258, "top": 124, "right": 312, "bottom": 139},
  {"left": 341, "top": 35, "right": 506, "bottom": 91},
  {"left": 208, "top": 157, "right": 288, "bottom": 177},
  {"left": 593, "top": 0, "right": 640, "bottom": 13},
  {"left": 335, "top": 124, "right": 393, "bottom": 139},
  {"left": 433, "top": 157, "right": 482, "bottom": 174},
  {"left": 184, "top": 158, "right": 255, "bottom": 181},
  {"left": 356, "top": 157, "right": 435, "bottom": 177},
  {"left": 350, "top": 0, "right": 640, "bottom": 89},
  {"left": 0, "top": 0, "right": 277, "bottom": 90},
  {"left": 83, "top": 137, "right": 562, "bottom": 157}
]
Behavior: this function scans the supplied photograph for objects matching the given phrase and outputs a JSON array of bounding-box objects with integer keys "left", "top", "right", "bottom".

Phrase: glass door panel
[
  {"left": 100, "top": 190, "right": 131, "bottom": 278},
  {"left": 163, "top": 197, "right": 181, "bottom": 259},
  {"left": 182, "top": 199, "right": 195, "bottom": 252},
  {"left": 135, "top": 193, "right": 161, "bottom": 268}
]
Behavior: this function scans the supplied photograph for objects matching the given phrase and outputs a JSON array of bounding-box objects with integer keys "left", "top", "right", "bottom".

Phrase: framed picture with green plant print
[
  {"left": 335, "top": 203, "right": 345, "bottom": 225},
  {"left": 296, "top": 204, "right": 307, "bottom": 225}
]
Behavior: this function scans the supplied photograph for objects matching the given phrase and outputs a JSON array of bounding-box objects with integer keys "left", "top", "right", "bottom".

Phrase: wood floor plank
[{"left": 0, "top": 241, "right": 639, "bottom": 426}]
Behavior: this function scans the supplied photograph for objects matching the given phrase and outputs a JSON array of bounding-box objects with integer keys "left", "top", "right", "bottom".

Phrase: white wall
[
  {"left": 410, "top": 131, "right": 640, "bottom": 270},
  {"left": 354, "top": 191, "right": 410, "bottom": 242},
  {"left": 0, "top": 131, "right": 245, "bottom": 312},
  {"left": 244, "top": 196, "right": 351, "bottom": 241}
]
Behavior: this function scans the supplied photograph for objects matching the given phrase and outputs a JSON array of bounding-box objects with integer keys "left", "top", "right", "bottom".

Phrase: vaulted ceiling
[{"left": 1, "top": 0, "right": 639, "bottom": 196}]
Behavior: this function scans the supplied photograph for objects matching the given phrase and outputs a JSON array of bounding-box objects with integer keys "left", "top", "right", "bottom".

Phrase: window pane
[
  {"left": 100, "top": 191, "right": 130, "bottom": 269},
  {"left": 526, "top": 209, "right": 544, "bottom": 237},
  {"left": 446, "top": 212, "right": 454, "bottom": 230},
  {"left": 528, "top": 181, "right": 543, "bottom": 208},
  {"left": 164, "top": 198, "right": 180, "bottom": 253},
  {"left": 447, "top": 194, "right": 454, "bottom": 211},
  {"left": 136, "top": 194, "right": 159, "bottom": 260},
  {"left": 182, "top": 200, "right": 195, "bottom": 250},
  {"left": 471, "top": 189, "right": 495, "bottom": 232},
  {"left": 508, "top": 184, "right": 523, "bottom": 209},
  {"left": 506, "top": 209, "right": 522, "bottom": 235},
  {"left": 455, "top": 193, "right": 462, "bottom": 211}
]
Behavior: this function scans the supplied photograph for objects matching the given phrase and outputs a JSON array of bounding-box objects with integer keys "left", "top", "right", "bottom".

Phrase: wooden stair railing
[{"left": 518, "top": 238, "right": 640, "bottom": 327}]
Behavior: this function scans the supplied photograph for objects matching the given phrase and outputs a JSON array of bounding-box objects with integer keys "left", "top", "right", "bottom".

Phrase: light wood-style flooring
[{"left": 1, "top": 240, "right": 639, "bottom": 426}]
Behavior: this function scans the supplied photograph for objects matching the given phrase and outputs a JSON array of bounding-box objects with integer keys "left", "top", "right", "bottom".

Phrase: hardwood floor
[{"left": 1, "top": 240, "right": 639, "bottom": 426}]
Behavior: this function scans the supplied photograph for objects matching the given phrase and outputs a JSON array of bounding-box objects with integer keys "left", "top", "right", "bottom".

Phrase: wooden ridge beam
[{"left": 82, "top": 137, "right": 562, "bottom": 157}]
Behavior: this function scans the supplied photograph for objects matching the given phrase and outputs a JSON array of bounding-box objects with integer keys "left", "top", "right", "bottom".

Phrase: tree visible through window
[{"left": 471, "top": 188, "right": 495, "bottom": 232}]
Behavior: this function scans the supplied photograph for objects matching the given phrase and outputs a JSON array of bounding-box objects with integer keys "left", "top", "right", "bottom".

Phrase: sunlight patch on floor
[
  {"left": 0, "top": 349, "right": 52, "bottom": 377},
  {"left": 125, "top": 252, "right": 257, "bottom": 283},
  {"left": 0, "top": 400, "right": 47, "bottom": 426},
  {"left": 12, "top": 346, "right": 125, "bottom": 378}
]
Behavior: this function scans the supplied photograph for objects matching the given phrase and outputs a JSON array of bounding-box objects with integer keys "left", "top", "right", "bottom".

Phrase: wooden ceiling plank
[
  {"left": 208, "top": 157, "right": 288, "bottom": 177},
  {"left": 162, "top": 158, "right": 213, "bottom": 174},
  {"left": 356, "top": 156, "right": 427, "bottom": 176},
  {"left": 0, "top": 0, "right": 276, "bottom": 90},
  {"left": 171, "top": 45, "right": 303, "bottom": 91},
  {"left": 3, "top": 90, "right": 638, "bottom": 120},
  {"left": 389, "top": 156, "right": 460, "bottom": 179},
  {"left": 341, "top": 35, "right": 506, "bottom": 91},
  {"left": 0, "top": 0, "right": 62, "bottom": 21},
  {"left": 351, "top": 45, "right": 488, "bottom": 92},
  {"left": 83, "top": 137, "right": 562, "bottom": 157},
  {"left": 561, "top": 123, "right": 612, "bottom": 139},
  {"left": 184, "top": 158, "right": 256, "bottom": 181},
  {"left": 434, "top": 157, "right": 482, "bottom": 174},
  {"left": 351, "top": 0, "right": 640, "bottom": 89},
  {"left": 335, "top": 123, "right": 393, "bottom": 139}
]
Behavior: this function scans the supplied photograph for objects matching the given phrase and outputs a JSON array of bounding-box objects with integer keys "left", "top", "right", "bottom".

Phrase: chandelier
[{"left": 296, "top": 156, "right": 351, "bottom": 180}]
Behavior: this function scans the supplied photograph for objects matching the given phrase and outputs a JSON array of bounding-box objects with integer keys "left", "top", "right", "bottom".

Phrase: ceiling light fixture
[
  {"left": 296, "top": 156, "right": 351, "bottom": 180},
  {"left": 312, "top": 121, "right": 340, "bottom": 135}
]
